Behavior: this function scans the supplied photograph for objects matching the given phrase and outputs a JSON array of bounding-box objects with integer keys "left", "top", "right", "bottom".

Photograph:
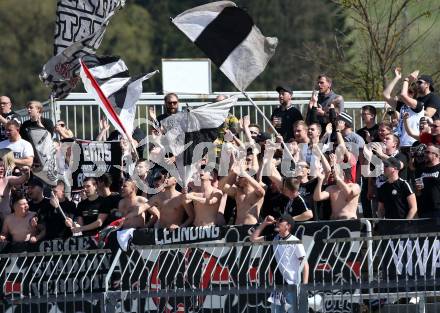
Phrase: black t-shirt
[
  {"left": 270, "top": 106, "right": 303, "bottom": 142},
  {"left": 416, "top": 164, "right": 440, "bottom": 218},
  {"left": 59, "top": 199, "right": 76, "bottom": 217},
  {"left": 417, "top": 93, "right": 440, "bottom": 119},
  {"left": 20, "top": 118, "right": 54, "bottom": 143},
  {"left": 0, "top": 111, "right": 20, "bottom": 141},
  {"left": 29, "top": 198, "right": 68, "bottom": 240},
  {"left": 77, "top": 197, "right": 107, "bottom": 234},
  {"left": 261, "top": 189, "right": 288, "bottom": 219},
  {"left": 101, "top": 193, "right": 123, "bottom": 225},
  {"left": 283, "top": 195, "right": 309, "bottom": 217},
  {"left": 394, "top": 152, "right": 409, "bottom": 180},
  {"left": 356, "top": 124, "right": 379, "bottom": 143},
  {"left": 377, "top": 178, "right": 413, "bottom": 219},
  {"left": 299, "top": 178, "right": 318, "bottom": 220},
  {"left": 396, "top": 100, "right": 424, "bottom": 113}
]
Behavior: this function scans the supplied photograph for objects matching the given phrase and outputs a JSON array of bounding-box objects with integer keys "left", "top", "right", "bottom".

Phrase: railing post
[
  {"left": 103, "top": 291, "right": 118, "bottom": 313},
  {"left": 361, "top": 219, "right": 374, "bottom": 284}
]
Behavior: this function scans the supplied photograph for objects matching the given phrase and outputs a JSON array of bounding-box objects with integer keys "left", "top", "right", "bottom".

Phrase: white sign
[{"left": 162, "top": 58, "right": 211, "bottom": 94}]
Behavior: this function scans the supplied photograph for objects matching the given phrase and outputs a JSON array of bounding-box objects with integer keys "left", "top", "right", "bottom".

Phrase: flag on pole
[
  {"left": 40, "top": 0, "right": 125, "bottom": 99},
  {"left": 172, "top": 1, "right": 278, "bottom": 91},
  {"left": 27, "top": 127, "right": 58, "bottom": 186},
  {"left": 79, "top": 56, "right": 158, "bottom": 137},
  {"left": 160, "top": 97, "right": 237, "bottom": 184}
]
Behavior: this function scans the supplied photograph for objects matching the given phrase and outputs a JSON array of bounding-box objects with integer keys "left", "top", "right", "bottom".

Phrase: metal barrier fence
[
  {"left": 305, "top": 232, "right": 440, "bottom": 313},
  {"left": 21, "top": 92, "right": 388, "bottom": 140},
  {"left": 2, "top": 227, "right": 440, "bottom": 312},
  {"left": 104, "top": 241, "right": 306, "bottom": 313},
  {"left": 0, "top": 248, "right": 111, "bottom": 313}
]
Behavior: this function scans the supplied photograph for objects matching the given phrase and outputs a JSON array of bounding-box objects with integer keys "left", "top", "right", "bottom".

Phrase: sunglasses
[{"left": 167, "top": 101, "right": 178, "bottom": 105}]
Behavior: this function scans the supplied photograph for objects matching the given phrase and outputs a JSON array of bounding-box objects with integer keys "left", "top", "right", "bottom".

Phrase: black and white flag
[
  {"left": 40, "top": 0, "right": 125, "bottom": 99},
  {"left": 80, "top": 55, "right": 158, "bottom": 137},
  {"left": 27, "top": 128, "right": 58, "bottom": 186},
  {"left": 173, "top": 1, "right": 278, "bottom": 91},
  {"left": 160, "top": 97, "right": 237, "bottom": 184}
]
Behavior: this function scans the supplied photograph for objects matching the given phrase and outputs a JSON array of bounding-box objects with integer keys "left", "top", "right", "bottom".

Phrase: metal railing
[
  {"left": 304, "top": 232, "right": 440, "bottom": 313},
  {"left": 4, "top": 222, "right": 439, "bottom": 312},
  {"left": 0, "top": 248, "right": 111, "bottom": 313},
  {"left": 19, "top": 92, "right": 388, "bottom": 140}
]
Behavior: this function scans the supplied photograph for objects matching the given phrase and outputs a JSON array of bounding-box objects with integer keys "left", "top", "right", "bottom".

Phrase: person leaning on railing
[{"left": 251, "top": 215, "right": 308, "bottom": 313}]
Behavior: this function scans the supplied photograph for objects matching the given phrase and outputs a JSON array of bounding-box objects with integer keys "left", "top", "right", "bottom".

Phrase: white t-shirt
[
  {"left": 396, "top": 102, "right": 424, "bottom": 147},
  {"left": 273, "top": 234, "right": 306, "bottom": 285},
  {"left": 0, "top": 138, "right": 34, "bottom": 159}
]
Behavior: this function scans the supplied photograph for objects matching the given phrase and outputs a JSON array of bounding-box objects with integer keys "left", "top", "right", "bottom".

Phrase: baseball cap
[
  {"left": 419, "top": 75, "right": 435, "bottom": 92},
  {"left": 276, "top": 85, "right": 293, "bottom": 95},
  {"left": 28, "top": 177, "right": 44, "bottom": 189},
  {"left": 383, "top": 157, "right": 402, "bottom": 170},
  {"left": 279, "top": 214, "right": 295, "bottom": 227},
  {"left": 256, "top": 132, "right": 272, "bottom": 143}
]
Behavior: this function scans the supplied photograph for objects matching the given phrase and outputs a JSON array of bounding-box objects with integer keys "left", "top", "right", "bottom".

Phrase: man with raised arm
[
  {"left": 117, "top": 180, "right": 150, "bottom": 229},
  {"left": 251, "top": 214, "right": 309, "bottom": 313},
  {"left": 267, "top": 164, "right": 314, "bottom": 222},
  {"left": 128, "top": 170, "right": 193, "bottom": 229},
  {"left": 219, "top": 161, "right": 266, "bottom": 225},
  {"left": 185, "top": 168, "right": 223, "bottom": 226},
  {"left": 313, "top": 165, "right": 360, "bottom": 220}
]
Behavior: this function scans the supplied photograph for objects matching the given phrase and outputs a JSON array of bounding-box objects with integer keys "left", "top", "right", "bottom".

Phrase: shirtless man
[
  {"left": 0, "top": 194, "right": 45, "bottom": 243},
  {"left": 128, "top": 171, "right": 194, "bottom": 229},
  {"left": 118, "top": 180, "right": 154, "bottom": 229},
  {"left": 313, "top": 166, "right": 360, "bottom": 219},
  {"left": 186, "top": 169, "right": 223, "bottom": 226},
  {"left": 220, "top": 162, "right": 266, "bottom": 225}
]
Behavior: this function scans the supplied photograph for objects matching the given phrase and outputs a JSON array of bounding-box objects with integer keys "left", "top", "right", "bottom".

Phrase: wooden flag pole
[{"left": 241, "top": 91, "right": 296, "bottom": 164}]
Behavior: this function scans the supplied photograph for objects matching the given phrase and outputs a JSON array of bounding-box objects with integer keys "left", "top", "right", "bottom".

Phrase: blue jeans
[{"left": 270, "top": 287, "right": 298, "bottom": 313}]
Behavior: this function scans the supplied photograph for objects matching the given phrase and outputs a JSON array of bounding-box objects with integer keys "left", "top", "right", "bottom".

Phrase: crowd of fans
[{"left": 0, "top": 68, "right": 440, "bottom": 246}]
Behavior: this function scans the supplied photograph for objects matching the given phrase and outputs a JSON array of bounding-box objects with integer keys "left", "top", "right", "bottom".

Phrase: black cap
[
  {"left": 419, "top": 75, "right": 435, "bottom": 92},
  {"left": 279, "top": 214, "right": 295, "bottom": 227},
  {"left": 276, "top": 85, "right": 293, "bottom": 95},
  {"left": 383, "top": 157, "right": 402, "bottom": 170},
  {"left": 28, "top": 177, "right": 44, "bottom": 189},
  {"left": 256, "top": 132, "right": 271, "bottom": 143}
]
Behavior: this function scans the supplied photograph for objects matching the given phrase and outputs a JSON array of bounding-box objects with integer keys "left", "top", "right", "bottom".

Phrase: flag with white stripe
[
  {"left": 40, "top": 0, "right": 125, "bottom": 99},
  {"left": 172, "top": 1, "right": 278, "bottom": 91},
  {"left": 79, "top": 55, "right": 158, "bottom": 137},
  {"left": 160, "top": 97, "right": 237, "bottom": 185},
  {"left": 27, "top": 127, "right": 58, "bottom": 186}
]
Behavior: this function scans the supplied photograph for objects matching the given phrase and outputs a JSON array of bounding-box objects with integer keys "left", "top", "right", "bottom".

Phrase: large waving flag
[
  {"left": 160, "top": 97, "right": 237, "bottom": 184},
  {"left": 172, "top": 1, "right": 278, "bottom": 91},
  {"left": 79, "top": 55, "right": 158, "bottom": 137},
  {"left": 40, "top": 0, "right": 125, "bottom": 99}
]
